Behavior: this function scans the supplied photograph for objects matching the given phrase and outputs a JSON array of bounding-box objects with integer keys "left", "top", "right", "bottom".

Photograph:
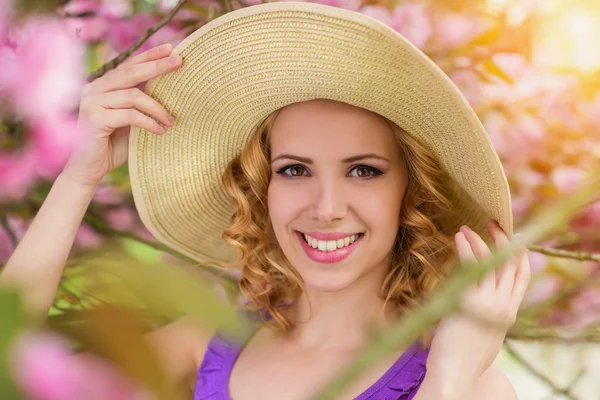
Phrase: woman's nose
[{"left": 310, "top": 180, "right": 348, "bottom": 223}]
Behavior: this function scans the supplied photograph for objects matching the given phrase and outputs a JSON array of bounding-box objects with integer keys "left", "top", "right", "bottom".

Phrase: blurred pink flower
[
  {"left": 105, "top": 13, "right": 181, "bottom": 54},
  {"left": 293, "top": 0, "right": 361, "bottom": 11},
  {"left": 105, "top": 207, "right": 137, "bottom": 231},
  {"left": 430, "top": 11, "right": 483, "bottom": 51},
  {"left": 31, "top": 115, "right": 83, "bottom": 178},
  {"left": 98, "top": 0, "right": 134, "bottom": 19},
  {"left": 571, "top": 201, "right": 600, "bottom": 231},
  {"left": 94, "top": 184, "right": 125, "bottom": 204},
  {"left": 61, "top": 0, "right": 99, "bottom": 14},
  {"left": 550, "top": 166, "right": 586, "bottom": 194},
  {"left": 10, "top": 331, "right": 154, "bottom": 400},
  {"left": 0, "top": 151, "right": 37, "bottom": 197},
  {"left": 449, "top": 69, "right": 483, "bottom": 106},
  {"left": 63, "top": 15, "right": 108, "bottom": 42},
  {"left": 10, "top": 17, "right": 85, "bottom": 119},
  {"left": 74, "top": 223, "right": 104, "bottom": 249},
  {"left": 522, "top": 274, "right": 560, "bottom": 306},
  {"left": 360, "top": 3, "right": 431, "bottom": 49}
]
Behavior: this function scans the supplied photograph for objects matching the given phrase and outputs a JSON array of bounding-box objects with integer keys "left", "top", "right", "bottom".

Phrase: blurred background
[{"left": 1, "top": 0, "right": 600, "bottom": 399}]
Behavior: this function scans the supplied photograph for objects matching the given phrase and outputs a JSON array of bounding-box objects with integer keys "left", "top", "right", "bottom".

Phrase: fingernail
[
  {"left": 158, "top": 125, "right": 166, "bottom": 134},
  {"left": 159, "top": 43, "right": 170, "bottom": 51},
  {"left": 168, "top": 114, "right": 176, "bottom": 124},
  {"left": 168, "top": 55, "right": 182, "bottom": 64}
]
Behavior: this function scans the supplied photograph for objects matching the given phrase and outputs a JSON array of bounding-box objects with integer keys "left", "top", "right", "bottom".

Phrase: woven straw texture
[{"left": 129, "top": 1, "right": 513, "bottom": 264}]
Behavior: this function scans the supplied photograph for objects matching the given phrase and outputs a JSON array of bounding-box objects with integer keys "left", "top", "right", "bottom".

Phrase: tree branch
[
  {"left": 503, "top": 341, "right": 583, "bottom": 400},
  {"left": 87, "top": 0, "right": 192, "bottom": 82},
  {"left": 528, "top": 244, "right": 600, "bottom": 263}
]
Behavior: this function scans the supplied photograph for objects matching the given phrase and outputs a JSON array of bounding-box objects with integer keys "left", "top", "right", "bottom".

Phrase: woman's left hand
[{"left": 424, "top": 219, "right": 531, "bottom": 397}]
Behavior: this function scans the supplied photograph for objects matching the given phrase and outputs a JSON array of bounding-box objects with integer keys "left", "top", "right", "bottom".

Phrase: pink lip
[
  {"left": 296, "top": 231, "right": 362, "bottom": 264},
  {"left": 302, "top": 231, "right": 360, "bottom": 240}
]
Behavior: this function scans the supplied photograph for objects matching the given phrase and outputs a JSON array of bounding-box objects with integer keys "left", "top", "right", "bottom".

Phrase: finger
[
  {"left": 460, "top": 225, "right": 495, "bottom": 292},
  {"left": 488, "top": 220, "right": 516, "bottom": 297},
  {"left": 99, "top": 108, "right": 167, "bottom": 136},
  {"left": 455, "top": 232, "right": 482, "bottom": 307},
  {"left": 99, "top": 55, "right": 183, "bottom": 94},
  {"left": 119, "top": 43, "right": 173, "bottom": 68},
  {"left": 96, "top": 88, "right": 175, "bottom": 128},
  {"left": 510, "top": 249, "right": 531, "bottom": 315}
]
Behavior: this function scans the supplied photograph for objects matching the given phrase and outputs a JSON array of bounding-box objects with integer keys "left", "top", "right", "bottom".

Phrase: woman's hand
[
  {"left": 63, "top": 43, "right": 183, "bottom": 187},
  {"left": 424, "top": 219, "right": 531, "bottom": 397}
]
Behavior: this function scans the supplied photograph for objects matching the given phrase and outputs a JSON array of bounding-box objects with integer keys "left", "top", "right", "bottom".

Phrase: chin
[{"left": 296, "top": 265, "right": 362, "bottom": 293}]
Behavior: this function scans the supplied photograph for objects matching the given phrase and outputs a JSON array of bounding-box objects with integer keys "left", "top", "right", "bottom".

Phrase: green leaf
[{"left": 0, "top": 290, "right": 25, "bottom": 399}]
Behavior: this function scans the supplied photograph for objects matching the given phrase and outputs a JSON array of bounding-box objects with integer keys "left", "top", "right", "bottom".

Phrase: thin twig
[
  {"left": 503, "top": 341, "right": 582, "bottom": 400},
  {"left": 87, "top": 0, "right": 192, "bottom": 82},
  {"left": 528, "top": 244, "right": 600, "bottom": 263},
  {"left": 507, "top": 324, "right": 600, "bottom": 343}
]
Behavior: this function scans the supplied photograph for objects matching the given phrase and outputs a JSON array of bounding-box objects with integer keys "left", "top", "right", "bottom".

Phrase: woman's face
[{"left": 267, "top": 99, "right": 409, "bottom": 292}]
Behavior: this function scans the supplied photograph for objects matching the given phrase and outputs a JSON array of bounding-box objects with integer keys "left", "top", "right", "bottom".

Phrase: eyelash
[{"left": 275, "top": 164, "right": 383, "bottom": 178}]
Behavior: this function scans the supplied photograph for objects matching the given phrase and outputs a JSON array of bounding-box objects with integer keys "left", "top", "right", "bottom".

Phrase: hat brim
[{"left": 129, "top": 1, "right": 513, "bottom": 264}]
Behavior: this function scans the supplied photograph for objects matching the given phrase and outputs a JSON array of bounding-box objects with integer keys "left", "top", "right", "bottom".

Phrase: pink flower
[
  {"left": 62, "top": 15, "right": 109, "bottom": 43},
  {"left": 449, "top": 69, "right": 483, "bottom": 106},
  {"left": 0, "top": 150, "right": 37, "bottom": 197},
  {"left": 94, "top": 184, "right": 125, "bottom": 204},
  {"left": 522, "top": 274, "right": 559, "bottom": 307},
  {"left": 31, "top": 115, "right": 84, "bottom": 179},
  {"left": 10, "top": 331, "right": 154, "bottom": 400},
  {"left": 98, "top": 0, "right": 134, "bottom": 19},
  {"left": 105, "top": 13, "right": 181, "bottom": 54},
  {"left": 105, "top": 207, "right": 137, "bottom": 231},
  {"left": 430, "top": 11, "right": 483, "bottom": 51},
  {"left": 291, "top": 0, "right": 361, "bottom": 11},
  {"left": 550, "top": 166, "right": 586, "bottom": 194},
  {"left": 74, "top": 223, "right": 104, "bottom": 249},
  {"left": 10, "top": 17, "right": 85, "bottom": 120}
]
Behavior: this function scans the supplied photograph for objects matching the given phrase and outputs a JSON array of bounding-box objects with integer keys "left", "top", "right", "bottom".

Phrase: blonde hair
[{"left": 219, "top": 104, "right": 457, "bottom": 348}]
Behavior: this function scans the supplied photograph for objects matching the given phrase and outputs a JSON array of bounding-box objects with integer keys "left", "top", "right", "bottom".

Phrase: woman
[{"left": 1, "top": 2, "right": 530, "bottom": 399}]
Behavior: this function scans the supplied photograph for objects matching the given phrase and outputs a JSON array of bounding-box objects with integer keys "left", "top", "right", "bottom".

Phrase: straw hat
[{"left": 128, "top": 1, "right": 513, "bottom": 265}]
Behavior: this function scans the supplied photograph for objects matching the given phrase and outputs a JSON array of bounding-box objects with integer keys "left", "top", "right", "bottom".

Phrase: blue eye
[
  {"left": 349, "top": 165, "right": 382, "bottom": 178},
  {"left": 276, "top": 164, "right": 308, "bottom": 177}
]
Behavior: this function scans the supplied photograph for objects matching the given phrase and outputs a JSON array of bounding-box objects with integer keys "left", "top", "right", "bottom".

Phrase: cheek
[
  {"left": 267, "top": 181, "right": 302, "bottom": 231},
  {"left": 358, "top": 185, "right": 404, "bottom": 234}
]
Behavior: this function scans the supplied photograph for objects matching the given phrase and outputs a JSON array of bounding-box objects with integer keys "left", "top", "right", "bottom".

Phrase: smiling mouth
[{"left": 300, "top": 232, "right": 364, "bottom": 252}]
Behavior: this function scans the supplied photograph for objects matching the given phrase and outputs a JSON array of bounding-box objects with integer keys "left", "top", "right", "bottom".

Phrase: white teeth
[{"left": 303, "top": 233, "right": 361, "bottom": 252}]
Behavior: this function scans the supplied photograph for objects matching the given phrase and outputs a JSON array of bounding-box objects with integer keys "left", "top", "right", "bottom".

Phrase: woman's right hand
[{"left": 63, "top": 43, "right": 183, "bottom": 187}]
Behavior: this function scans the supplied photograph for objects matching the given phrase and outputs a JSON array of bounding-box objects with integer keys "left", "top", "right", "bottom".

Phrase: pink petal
[
  {"left": 0, "top": 150, "right": 37, "bottom": 197},
  {"left": 30, "top": 115, "right": 84, "bottom": 179},
  {"left": 12, "top": 17, "right": 85, "bottom": 120},
  {"left": 550, "top": 166, "right": 586, "bottom": 193},
  {"left": 390, "top": 2, "right": 432, "bottom": 49}
]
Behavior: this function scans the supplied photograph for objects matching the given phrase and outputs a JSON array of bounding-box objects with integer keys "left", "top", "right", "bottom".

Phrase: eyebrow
[{"left": 271, "top": 153, "right": 391, "bottom": 164}]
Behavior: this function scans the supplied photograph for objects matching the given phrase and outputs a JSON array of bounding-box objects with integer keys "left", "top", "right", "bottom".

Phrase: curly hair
[{"left": 218, "top": 104, "right": 458, "bottom": 348}]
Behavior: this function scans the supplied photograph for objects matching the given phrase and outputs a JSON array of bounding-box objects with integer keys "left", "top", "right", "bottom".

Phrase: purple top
[{"left": 193, "top": 329, "right": 429, "bottom": 400}]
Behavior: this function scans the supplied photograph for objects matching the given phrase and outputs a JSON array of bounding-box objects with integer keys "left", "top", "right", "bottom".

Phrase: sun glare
[{"left": 535, "top": 7, "right": 600, "bottom": 74}]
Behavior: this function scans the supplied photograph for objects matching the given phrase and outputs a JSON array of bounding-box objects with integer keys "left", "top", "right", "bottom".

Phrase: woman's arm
[{"left": 0, "top": 170, "right": 98, "bottom": 322}]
